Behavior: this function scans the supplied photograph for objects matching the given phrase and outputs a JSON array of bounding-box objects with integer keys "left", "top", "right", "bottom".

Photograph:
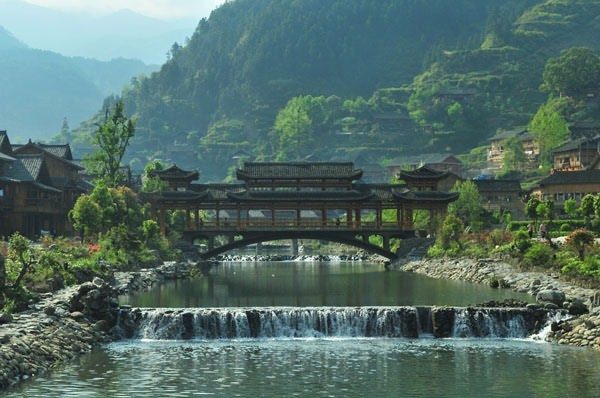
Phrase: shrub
[
  {"left": 560, "top": 223, "right": 572, "bottom": 233},
  {"left": 511, "top": 230, "right": 532, "bottom": 256},
  {"left": 522, "top": 243, "right": 554, "bottom": 269}
]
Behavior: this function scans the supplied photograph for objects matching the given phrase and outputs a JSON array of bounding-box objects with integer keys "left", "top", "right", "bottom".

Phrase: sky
[{"left": 23, "top": 0, "right": 227, "bottom": 20}]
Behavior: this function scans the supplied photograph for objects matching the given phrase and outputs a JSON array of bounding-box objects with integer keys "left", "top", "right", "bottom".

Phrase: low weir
[{"left": 115, "top": 306, "right": 557, "bottom": 340}]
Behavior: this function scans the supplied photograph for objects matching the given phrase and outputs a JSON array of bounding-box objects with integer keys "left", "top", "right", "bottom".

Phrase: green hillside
[
  {"left": 74, "top": 0, "right": 600, "bottom": 180},
  {"left": 0, "top": 26, "right": 156, "bottom": 140}
]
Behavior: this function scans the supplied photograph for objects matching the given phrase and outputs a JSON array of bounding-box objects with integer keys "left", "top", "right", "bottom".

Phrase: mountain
[
  {"left": 0, "top": 0, "right": 198, "bottom": 64},
  {"left": 0, "top": 26, "right": 156, "bottom": 139},
  {"left": 77, "top": 0, "right": 600, "bottom": 180}
]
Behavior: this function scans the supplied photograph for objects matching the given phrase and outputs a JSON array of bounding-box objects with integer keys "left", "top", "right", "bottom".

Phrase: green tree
[
  {"left": 529, "top": 101, "right": 569, "bottom": 168},
  {"left": 542, "top": 47, "right": 600, "bottom": 98},
  {"left": 580, "top": 194, "right": 596, "bottom": 225},
  {"left": 526, "top": 197, "right": 541, "bottom": 227},
  {"left": 537, "top": 200, "right": 554, "bottom": 222},
  {"left": 142, "top": 160, "right": 169, "bottom": 192},
  {"left": 448, "top": 180, "right": 484, "bottom": 229},
  {"left": 439, "top": 214, "right": 464, "bottom": 250},
  {"left": 563, "top": 198, "right": 578, "bottom": 219},
  {"left": 86, "top": 100, "right": 136, "bottom": 187},
  {"left": 7, "top": 233, "right": 34, "bottom": 290},
  {"left": 69, "top": 195, "right": 102, "bottom": 241},
  {"left": 0, "top": 253, "right": 5, "bottom": 301},
  {"left": 501, "top": 135, "right": 527, "bottom": 173},
  {"left": 565, "top": 228, "right": 595, "bottom": 260}
]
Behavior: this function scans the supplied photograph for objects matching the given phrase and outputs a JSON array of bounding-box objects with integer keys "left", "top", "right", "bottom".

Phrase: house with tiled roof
[
  {"left": 551, "top": 136, "right": 600, "bottom": 171},
  {"left": 0, "top": 131, "right": 91, "bottom": 238},
  {"left": 487, "top": 128, "right": 538, "bottom": 170},
  {"left": 473, "top": 179, "right": 524, "bottom": 215},
  {"left": 533, "top": 168, "right": 600, "bottom": 206}
]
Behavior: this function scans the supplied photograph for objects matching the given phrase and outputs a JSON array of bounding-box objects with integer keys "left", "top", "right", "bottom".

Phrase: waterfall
[{"left": 115, "top": 306, "right": 556, "bottom": 341}]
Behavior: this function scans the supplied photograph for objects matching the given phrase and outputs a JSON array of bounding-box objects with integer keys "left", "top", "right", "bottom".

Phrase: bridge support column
[
  {"left": 227, "top": 235, "right": 234, "bottom": 244},
  {"left": 291, "top": 239, "right": 298, "bottom": 257},
  {"left": 382, "top": 236, "right": 390, "bottom": 252},
  {"left": 208, "top": 237, "right": 214, "bottom": 251}
]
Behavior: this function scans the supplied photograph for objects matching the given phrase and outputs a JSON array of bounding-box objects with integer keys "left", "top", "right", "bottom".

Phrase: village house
[
  {"left": 533, "top": 156, "right": 600, "bottom": 206},
  {"left": 487, "top": 128, "right": 538, "bottom": 170},
  {"left": 551, "top": 136, "right": 600, "bottom": 171},
  {"left": 0, "top": 131, "right": 91, "bottom": 238},
  {"left": 473, "top": 179, "right": 524, "bottom": 216},
  {"left": 386, "top": 153, "right": 463, "bottom": 178}
]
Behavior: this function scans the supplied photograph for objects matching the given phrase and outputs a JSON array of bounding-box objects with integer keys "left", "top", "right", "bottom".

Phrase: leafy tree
[
  {"left": 142, "top": 160, "right": 169, "bottom": 193},
  {"left": 448, "top": 180, "right": 483, "bottom": 229},
  {"left": 563, "top": 198, "right": 578, "bottom": 219},
  {"left": 525, "top": 197, "right": 541, "bottom": 227},
  {"left": 501, "top": 135, "right": 527, "bottom": 173},
  {"left": 537, "top": 200, "right": 554, "bottom": 222},
  {"left": 565, "top": 228, "right": 595, "bottom": 260},
  {"left": 542, "top": 47, "right": 600, "bottom": 98},
  {"left": 7, "top": 233, "right": 34, "bottom": 290},
  {"left": 86, "top": 100, "right": 136, "bottom": 187},
  {"left": 69, "top": 195, "right": 102, "bottom": 241},
  {"left": 512, "top": 230, "right": 532, "bottom": 257},
  {"left": 437, "top": 214, "right": 464, "bottom": 250},
  {"left": 529, "top": 101, "right": 569, "bottom": 168},
  {"left": 580, "top": 194, "right": 596, "bottom": 225}
]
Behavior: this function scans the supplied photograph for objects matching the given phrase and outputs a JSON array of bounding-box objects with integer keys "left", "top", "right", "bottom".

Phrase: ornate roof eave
[
  {"left": 236, "top": 169, "right": 363, "bottom": 181},
  {"left": 226, "top": 191, "right": 374, "bottom": 202},
  {"left": 392, "top": 191, "right": 459, "bottom": 202},
  {"left": 152, "top": 164, "right": 200, "bottom": 180}
]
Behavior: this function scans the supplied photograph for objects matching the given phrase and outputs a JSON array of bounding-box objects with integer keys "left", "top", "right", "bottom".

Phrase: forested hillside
[
  {"left": 0, "top": 27, "right": 155, "bottom": 139},
  {"left": 76, "top": 0, "right": 600, "bottom": 180}
]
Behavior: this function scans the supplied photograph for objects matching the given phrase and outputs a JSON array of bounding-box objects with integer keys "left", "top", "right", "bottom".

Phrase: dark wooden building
[{"left": 0, "top": 131, "right": 91, "bottom": 238}]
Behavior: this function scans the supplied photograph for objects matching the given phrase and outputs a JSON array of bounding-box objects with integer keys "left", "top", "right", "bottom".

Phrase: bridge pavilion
[{"left": 144, "top": 162, "right": 458, "bottom": 258}]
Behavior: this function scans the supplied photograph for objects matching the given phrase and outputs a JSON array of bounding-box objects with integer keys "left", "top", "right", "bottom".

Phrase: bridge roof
[
  {"left": 227, "top": 190, "right": 374, "bottom": 202},
  {"left": 398, "top": 165, "right": 449, "bottom": 180},
  {"left": 237, "top": 162, "right": 362, "bottom": 180},
  {"left": 393, "top": 191, "right": 459, "bottom": 202}
]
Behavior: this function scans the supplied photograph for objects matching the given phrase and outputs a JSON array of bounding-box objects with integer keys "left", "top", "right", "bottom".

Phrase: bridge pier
[
  {"left": 382, "top": 236, "right": 390, "bottom": 252},
  {"left": 291, "top": 239, "right": 299, "bottom": 257}
]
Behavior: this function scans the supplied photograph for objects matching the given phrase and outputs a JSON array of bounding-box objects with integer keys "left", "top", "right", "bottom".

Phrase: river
[{"left": 5, "top": 262, "right": 600, "bottom": 397}]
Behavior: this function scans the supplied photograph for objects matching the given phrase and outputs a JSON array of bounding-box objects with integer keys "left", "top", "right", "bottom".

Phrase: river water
[{"left": 5, "top": 262, "right": 600, "bottom": 397}]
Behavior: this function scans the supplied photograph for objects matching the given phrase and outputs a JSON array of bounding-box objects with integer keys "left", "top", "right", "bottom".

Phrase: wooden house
[
  {"left": 487, "top": 129, "right": 538, "bottom": 170},
  {"left": 0, "top": 131, "right": 91, "bottom": 238},
  {"left": 551, "top": 136, "right": 600, "bottom": 171}
]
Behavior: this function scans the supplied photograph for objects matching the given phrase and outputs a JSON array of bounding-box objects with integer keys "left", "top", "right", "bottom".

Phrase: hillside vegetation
[{"left": 74, "top": 0, "right": 600, "bottom": 180}]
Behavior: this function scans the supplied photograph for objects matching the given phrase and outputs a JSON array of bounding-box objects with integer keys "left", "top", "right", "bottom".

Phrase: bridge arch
[{"left": 191, "top": 231, "right": 402, "bottom": 260}]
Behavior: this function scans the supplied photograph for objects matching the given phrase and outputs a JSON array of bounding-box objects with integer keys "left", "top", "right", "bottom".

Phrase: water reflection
[
  {"left": 121, "top": 262, "right": 532, "bottom": 308},
  {"left": 6, "top": 339, "right": 600, "bottom": 397}
]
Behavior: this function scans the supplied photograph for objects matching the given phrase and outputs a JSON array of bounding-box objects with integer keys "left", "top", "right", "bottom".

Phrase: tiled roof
[
  {"left": 538, "top": 170, "right": 600, "bottom": 186},
  {"left": 0, "top": 152, "right": 15, "bottom": 162},
  {"left": 37, "top": 143, "right": 72, "bottom": 160},
  {"left": 17, "top": 155, "right": 44, "bottom": 180},
  {"left": 393, "top": 191, "right": 459, "bottom": 202},
  {"left": 227, "top": 190, "right": 374, "bottom": 202},
  {"left": 152, "top": 164, "right": 199, "bottom": 180},
  {"left": 238, "top": 162, "right": 362, "bottom": 180},
  {"left": 1, "top": 155, "right": 44, "bottom": 181},
  {"left": 399, "top": 165, "right": 449, "bottom": 180},
  {"left": 488, "top": 128, "right": 531, "bottom": 142},
  {"left": 552, "top": 137, "right": 599, "bottom": 154},
  {"left": 388, "top": 153, "right": 459, "bottom": 166},
  {"left": 473, "top": 179, "right": 522, "bottom": 193},
  {"left": 0, "top": 131, "right": 12, "bottom": 155}
]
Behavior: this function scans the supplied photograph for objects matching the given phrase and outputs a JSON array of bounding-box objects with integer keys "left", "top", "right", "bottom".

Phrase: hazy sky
[{"left": 24, "top": 0, "right": 227, "bottom": 20}]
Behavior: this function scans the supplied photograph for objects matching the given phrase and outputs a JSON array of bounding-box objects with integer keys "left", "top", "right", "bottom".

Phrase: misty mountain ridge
[
  {"left": 0, "top": 0, "right": 198, "bottom": 64},
  {"left": 0, "top": 25, "right": 157, "bottom": 139}
]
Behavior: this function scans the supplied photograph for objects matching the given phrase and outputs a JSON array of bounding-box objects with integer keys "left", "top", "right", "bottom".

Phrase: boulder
[
  {"left": 536, "top": 289, "right": 566, "bottom": 306},
  {"left": 0, "top": 312, "right": 13, "bottom": 325},
  {"left": 566, "top": 300, "right": 589, "bottom": 316}
]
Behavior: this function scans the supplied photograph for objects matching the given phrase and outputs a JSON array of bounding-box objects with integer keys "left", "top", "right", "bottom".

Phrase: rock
[
  {"left": 69, "top": 311, "right": 86, "bottom": 320},
  {"left": 431, "top": 307, "right": 455, "bottom": 338},
  {"left": 536, "top": 289, "right": 566, "bottom": 306},
  {"left": 526, "top": 303, "right": 542, "bottom": 310},
  {"left": 567, "top": 300, "right": 589, "bottom": 316},
  {"left": 0, "top": 313, "right": 13, "bottom": 325},
  {"left": 544, "top": 303, "right": 559, "bottom": 310},
  {"left": 43, "top": 306, "right": 55, "bottom": 316},
  {"left": 92, "top": 277, "right": 105, "bottom": 288}
]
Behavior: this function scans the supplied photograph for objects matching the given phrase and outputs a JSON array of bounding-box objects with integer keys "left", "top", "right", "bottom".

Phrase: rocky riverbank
[
  {"left": 399, "top": 257, "right": 600, "bottom": 349},
  {"left": 0, "top": 261, "right": 196, "bottom": 391}
]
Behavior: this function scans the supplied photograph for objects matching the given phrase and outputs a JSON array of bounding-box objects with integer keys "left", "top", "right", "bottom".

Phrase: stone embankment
[
  {"left": 0, "top": 261, "right": 195, "bottom": 391},
  {"left": 400, "top": 257, "right": 600, "bottom": 349}
]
